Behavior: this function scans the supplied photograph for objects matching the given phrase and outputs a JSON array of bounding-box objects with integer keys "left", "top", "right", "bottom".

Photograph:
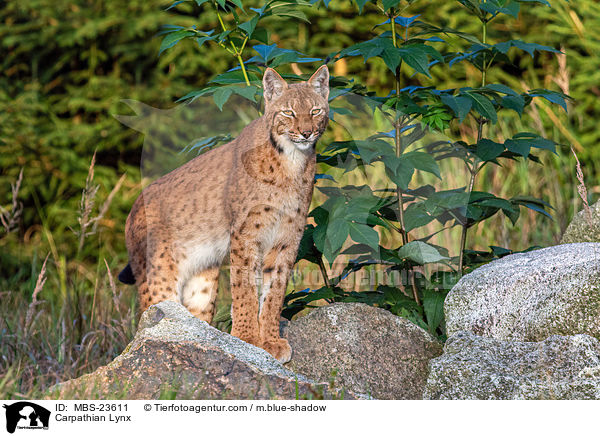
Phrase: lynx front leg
[
  {"left": 229, "top": 232, "right": 261, "bottom": 347},
  {"left": 259, "top": 242, "right": 298, "bottom": 363}
]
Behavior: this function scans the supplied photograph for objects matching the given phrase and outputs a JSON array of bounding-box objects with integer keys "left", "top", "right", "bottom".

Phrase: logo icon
[{"left": 2, "top": 402, "right": 50, "bottom": 434}]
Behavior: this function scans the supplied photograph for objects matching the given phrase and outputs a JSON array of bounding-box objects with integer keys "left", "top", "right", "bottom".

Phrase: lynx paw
[
  {"left": 262, "top": 338, "right": 292, "bottom": 363},
  {"left": 231, "top": 329, "right": 261, "bottom": 348}
]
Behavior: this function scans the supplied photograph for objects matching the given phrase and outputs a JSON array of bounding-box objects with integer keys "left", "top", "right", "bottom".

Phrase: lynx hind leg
[
  {"left": 182, "top": 266, "right": 220, "bottom": 323},
  {"left": 139, "top": 244, "right": 180, "bottom": 312}
]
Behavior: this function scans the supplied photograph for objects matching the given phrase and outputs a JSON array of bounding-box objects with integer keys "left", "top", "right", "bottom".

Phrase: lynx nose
[{"left": 301, "top": 130, "right": 312, "bottom": 139}]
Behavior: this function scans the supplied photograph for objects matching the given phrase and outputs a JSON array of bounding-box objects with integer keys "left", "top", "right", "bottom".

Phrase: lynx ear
[
  {"left": 263, "top": 68, "right": 288, "bottom": 103},
  {"left": 308, "top": 65, "right": 329, "bottom": 100}
]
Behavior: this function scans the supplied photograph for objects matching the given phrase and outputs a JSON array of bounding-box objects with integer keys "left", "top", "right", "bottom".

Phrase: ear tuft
[
  {"left": 308, "top": 65, "right": 330, "bottom": 100},
  {"left": 263, "top": 68, "right": 288, "bottom": 103}
]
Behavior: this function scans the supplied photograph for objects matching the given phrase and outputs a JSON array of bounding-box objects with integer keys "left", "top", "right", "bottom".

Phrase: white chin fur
[
  {"left": 275, "top": 135, "right": 313, "bottom": 170},
  {"left": 294, "top": 141, "right": 313, "bottom": 150}
]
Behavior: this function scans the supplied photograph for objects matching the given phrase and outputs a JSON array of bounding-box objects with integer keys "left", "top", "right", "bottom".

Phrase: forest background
[{"left": 0, "top": 0, "right": 597, "bottom": 397}]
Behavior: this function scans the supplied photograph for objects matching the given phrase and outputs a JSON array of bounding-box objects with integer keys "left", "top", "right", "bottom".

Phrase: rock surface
[
  {"left": 47, "top": 301, "right": 351, "bottom": 399},
  {"left": 284, "top": 302, "right": 443, "bottom": 400},
  {"left": 424, "top": 331, "right": 600, "bottom": 399},
  {"left": 445, "top": 243, "right": 600, "bottom": 341},
  {"left": 561, "top": 201, "right": 600, "bottom": 244}
]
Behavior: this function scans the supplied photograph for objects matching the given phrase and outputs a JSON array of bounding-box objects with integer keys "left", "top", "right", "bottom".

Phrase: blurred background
[{"left": 0, "top": 0, "right": 597, "bottom": 397}]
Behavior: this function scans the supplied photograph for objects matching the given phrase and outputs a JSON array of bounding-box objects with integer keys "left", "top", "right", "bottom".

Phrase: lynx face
[{"left": 263, "top": 66, "right": 330, "bottom": 152}]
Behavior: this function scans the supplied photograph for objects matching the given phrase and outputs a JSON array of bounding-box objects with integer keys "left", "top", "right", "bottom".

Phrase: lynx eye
[
  {"left": 282, "top": 110, "right": 295, "bottom": 117},
  {"left": 311, "top": 108, "right": 322, "bottom": 116}
]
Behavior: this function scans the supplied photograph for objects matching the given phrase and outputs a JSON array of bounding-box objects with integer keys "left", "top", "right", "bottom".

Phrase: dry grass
[
  {"left": 73, "top": 151, "right": 126, "bottom": 253},
  {"left": 24, "top": 253, "right": 49, "bottom": 333},
  {"left": 0, "top": 158, "right": 136, "bottom": 400},
  {"left": 571, "top": 146, "right": 593, "bottom": 227},
  {"left": 0, "top": 167, "right": 23, "bottom": 235}
]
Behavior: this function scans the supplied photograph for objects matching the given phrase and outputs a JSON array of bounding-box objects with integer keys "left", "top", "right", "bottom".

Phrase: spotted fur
[{"left": 122, "top": 66, "right": 330, "bottom": 362}]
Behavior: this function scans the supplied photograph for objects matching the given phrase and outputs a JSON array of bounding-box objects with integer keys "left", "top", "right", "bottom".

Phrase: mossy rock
[
  {"left": 561, "top": 201, "right": 600, "bottom": 243},
  {"left": 445, "top": 243, "right": 600, "bottom": 342},
  {"left": 424, "top": 331, "right": 600, "bottom": 400}
]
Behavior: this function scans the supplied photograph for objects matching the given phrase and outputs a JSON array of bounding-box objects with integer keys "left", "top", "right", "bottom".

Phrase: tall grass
[{"left": 0, "top": 160, "right": 137, "bottom": 399}]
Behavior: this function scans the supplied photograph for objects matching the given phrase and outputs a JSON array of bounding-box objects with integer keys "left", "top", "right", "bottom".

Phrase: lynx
[{"left": 119, "top": 65, "right": 330, "bottom": 362}]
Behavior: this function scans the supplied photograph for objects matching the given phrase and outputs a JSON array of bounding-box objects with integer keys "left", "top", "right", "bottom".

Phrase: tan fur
[{"left": 124, "top": 66, "right": 330, "bottom": 362}]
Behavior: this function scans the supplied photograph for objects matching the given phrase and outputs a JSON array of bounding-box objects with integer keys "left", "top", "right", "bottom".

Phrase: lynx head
[{"left": 263, "top": 65, "right": 329, "bottom": 153}]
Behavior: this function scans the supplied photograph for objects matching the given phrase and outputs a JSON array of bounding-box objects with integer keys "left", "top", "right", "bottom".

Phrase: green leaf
[
  {"left": 466, "top": 91, "right": 497, "bottom": 123},
  {"left": 230, "top": 0, "right": 244, "bottom": 10},
  {"left": 381, "top": 46, "right": 401, "bottom": 73},
  {"left": 500, "top": 95, "right": 525, "bottom": 116},
  {"left": 403, "top": 151, "right": 441, "bottom": 179},
  {"left": 231, "top": 85, "right": 258, "bottom": 102},
  {"left": 528, "top": 89, "right": 570, "bottom": 112},
  {"left": 382, "top": 0, "right": 401, "bottom": 11},
  {"left": 505, "top": 138, "right": 530, "bottom": 157},
  {"left": 213, "top": 87, "right": 233, "bottom": 110},
  {"left": 159, "top": 29, "right": 195, "bottom": 55},
  {"left": 476, "top": 139, "right": 504, "bottom": 161},
  {"left": 403, "top": 202, "right": 434, "bottom": 232},
  {"left": 297, "top": 287, "right": 336, "bottom": 303},
  {"left": 397, "top": 241, "right": 448, "bottom": 264},
  {"left": 355, "top": 139, "right": 395, "bottom": 164},
  {"left": 348, "top": 222, "right": 379, "bottom": 250},
  {"left": 239, "top": 15, "right": 258, "bottom": 37},
  {"left": 210, "top": 70, "right": 260, "bottom": 84},
  {"left": 494, "top": 40, "right": 560, "bottom": 57},
  {"left": 423, "top": 289, "right": 446, "bottom": 333},
  {"left": 399, "top": 46, "right": 431, "bottom": 77},
  {"left": 354, "top": 0, "right": 370, "bottom": 13},
  {"left": 480, "top": 0, "right": 520, "bottom": 18},
  {"left": 518, "top": 0, "right": 550, "bottom": 6},
  {"left": 271, "top": 8, "right": 310, "bottom": 23},
  {"left": 324, "top": 220, "right": 349, "bottom": 263},
  {"left": 513, "top": 132, "right": 556, "bottom": 153},
  {"left": 485, "top": 84, "right": 519, "bottom": 96},
  {"left": 166, "top": 1, "right": 188, "bottom": 11},
  {"left": 176, "top": 86, "right": 217, "bottom": 103},
  {"left": 511, "top": 196, "right": 553, "bottom": 219},
  {"left": 441, "top": 94, "right": 472, "bottom": 122},
  {"left": 386, "top": 156, "right": 415, "bottom": 190}
]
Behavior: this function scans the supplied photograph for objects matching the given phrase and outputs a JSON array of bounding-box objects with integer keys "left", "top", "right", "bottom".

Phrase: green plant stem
[
  {"left": 457, "top": 18, "right": 488, "bottom": 276},
  {"left": 215, "top": 9, "right": 251, "bottom": 86},
  {"left": 390, "top": 12, "right": 408, "bottom": 246},
  {"left": 391, "top": 10, "right": 419, "bottom": 305},
  {"left": 317, "top": 256, "right": 332, "bottom": 288}
]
